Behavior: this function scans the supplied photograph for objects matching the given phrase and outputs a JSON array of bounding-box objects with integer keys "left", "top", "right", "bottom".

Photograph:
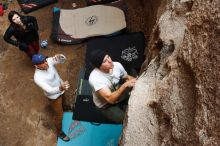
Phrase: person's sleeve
[
  {"left": 117, "top": 62, "right": 128, "bottom": 78},
  {"left": 47, "top": 57, "right": 59, "bottom": 66},
  {"left": 3, "top": 27, "right": 19, "bottom": 46},
  {"left": 89, "top": 78, "right": 108, "bottom": 92},
  {"left": 34, "top": 77, "right": 61, "bottom": 95},
  {"left": 29, "top": 16, "right": 38, "bottom": 31}
]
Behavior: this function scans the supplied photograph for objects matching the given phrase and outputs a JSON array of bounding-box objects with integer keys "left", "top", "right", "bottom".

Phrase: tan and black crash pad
[{"left": 59, "top": 5, "right": 126, "bottom": 39}]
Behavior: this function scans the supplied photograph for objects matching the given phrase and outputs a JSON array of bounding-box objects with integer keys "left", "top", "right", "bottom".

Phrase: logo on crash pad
[
  {"left": 85, "top": 15, "right": 98, "bottom": 26},
  {"left": 121, "top": 46, "right": 138, "bottom": 62}
]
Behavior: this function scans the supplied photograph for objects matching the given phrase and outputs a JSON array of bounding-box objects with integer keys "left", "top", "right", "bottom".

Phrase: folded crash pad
[
  {"left": 59, "top": 5, "right": 126, "bottom": 39},
  {"left": 86, "top": 0, "right": 120, "bottom": 6},
  {"left": 51, "top": 2, "right": 127, "bottom": 45},
  {"left": 17, "top": 0, "right": 58, "bottom": 13}
]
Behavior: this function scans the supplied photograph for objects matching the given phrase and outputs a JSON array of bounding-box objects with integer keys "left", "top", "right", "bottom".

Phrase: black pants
[{"left": 98, "top": 88, "right": 130, "bottom": 124}]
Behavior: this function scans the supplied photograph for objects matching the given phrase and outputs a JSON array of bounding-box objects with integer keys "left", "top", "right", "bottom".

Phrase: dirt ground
[{"left": 0, "top": 0, "right": 147, "bottom": 146}]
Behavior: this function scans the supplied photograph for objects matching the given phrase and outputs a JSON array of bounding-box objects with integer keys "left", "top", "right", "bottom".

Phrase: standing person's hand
[
  {"left": 53, "top": 54, "right": 66, "bottom": 63},
  {"left": 59, "top": 81, "right": 70, "bottom": 91}
]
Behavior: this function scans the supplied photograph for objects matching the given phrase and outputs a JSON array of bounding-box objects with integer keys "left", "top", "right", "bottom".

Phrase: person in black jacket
[{"left": 4, "top": 11, "right": 40, "bottom": 58}]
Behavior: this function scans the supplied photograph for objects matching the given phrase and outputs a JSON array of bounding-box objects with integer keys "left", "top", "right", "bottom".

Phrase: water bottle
[{"left": 40, "top": 40, "right": 48, "bottom": 49}]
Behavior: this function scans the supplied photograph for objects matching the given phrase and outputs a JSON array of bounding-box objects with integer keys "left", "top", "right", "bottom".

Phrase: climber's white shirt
[{"left": 89, "top": 62, "right": 127, "bottom": 108}]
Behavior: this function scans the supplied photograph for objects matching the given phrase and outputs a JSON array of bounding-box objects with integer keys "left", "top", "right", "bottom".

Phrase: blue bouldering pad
[{"left": 57, "top": 112, "right": 123, "bottom": 146}]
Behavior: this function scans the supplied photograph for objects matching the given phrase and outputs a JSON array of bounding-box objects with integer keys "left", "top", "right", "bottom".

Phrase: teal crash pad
[{"left": 57, "top": 112, "right": 123, "bottom": 146}]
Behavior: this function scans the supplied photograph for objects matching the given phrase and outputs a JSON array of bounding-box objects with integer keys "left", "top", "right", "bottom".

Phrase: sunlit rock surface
[{"left": 122, "top": 0, "right": 220, "bottom": 145}]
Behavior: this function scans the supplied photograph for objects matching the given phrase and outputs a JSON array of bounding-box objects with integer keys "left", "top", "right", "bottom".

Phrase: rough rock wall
[{"left": 122, "top": 0, "right": 220, "bottom": 146}]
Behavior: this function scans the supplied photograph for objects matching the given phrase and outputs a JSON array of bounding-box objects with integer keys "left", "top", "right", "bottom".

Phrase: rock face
[{"left": 122, "top": 0, "right": 220, "bottom": 146}]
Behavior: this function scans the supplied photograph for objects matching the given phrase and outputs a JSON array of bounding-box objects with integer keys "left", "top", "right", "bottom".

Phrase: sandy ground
[{"left": 0, "top": 0, "right": 147, "bottom": 145}]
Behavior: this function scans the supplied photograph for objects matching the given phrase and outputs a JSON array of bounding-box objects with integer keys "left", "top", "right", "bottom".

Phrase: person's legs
[
  {"left": 98, "top": 88, "right": 130, "bottom": 123},
  {"left": 49, "top": 96, "right": 70, "bottom": 142},
  {"left": 117, "top": 88, "right": 130, "bottom": 103},
  {"left": 49, "top": 96, "right": 63, "bottom": 135},
  {"left": 99, "top": 105, "right": 125, "bottom": 123},
  {"left": 25, "top": 41, "right": 40, "bottom": 58},
  {"left": 31, "top": 41, "right": 40, "bottom": 54}
]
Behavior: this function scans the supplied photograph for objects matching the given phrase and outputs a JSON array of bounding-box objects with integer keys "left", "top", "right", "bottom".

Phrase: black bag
[
  {"left": 86, "top": 0, "right": 119, "bottom": 6},
  {"left": 73, "top": 95, "right": 117, "bottom": 123}
]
